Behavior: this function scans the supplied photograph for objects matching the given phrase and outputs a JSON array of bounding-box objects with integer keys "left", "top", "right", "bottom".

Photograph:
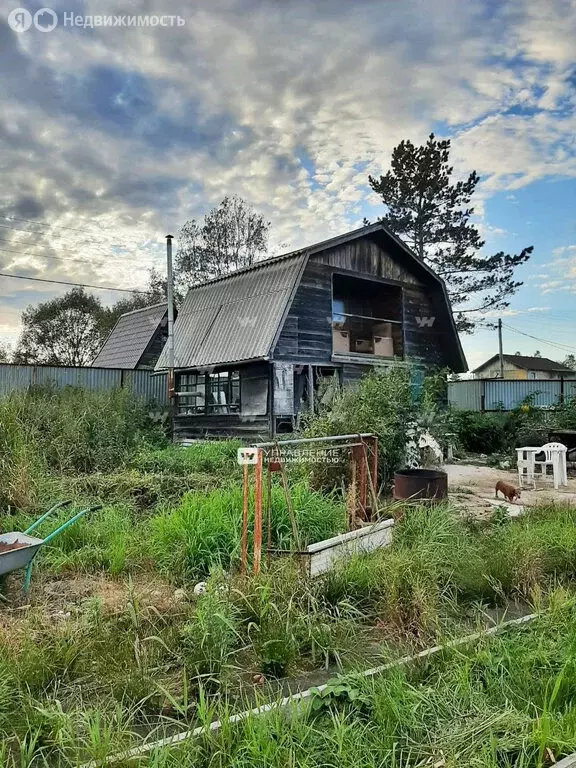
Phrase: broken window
[
  {"left": 331, "top": 274, "right": 403, "bottom": 358},
  {"left": 176, "top": 370, "right": 240, "bottom": 415}
]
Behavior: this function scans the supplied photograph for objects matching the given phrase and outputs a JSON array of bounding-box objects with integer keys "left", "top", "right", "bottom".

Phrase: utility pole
[
  {"left": 498, "top": 318, "right": 504, "bottom": 379},
  {"left": 165, "top": 234, "right": 175, "bottom": 400}
]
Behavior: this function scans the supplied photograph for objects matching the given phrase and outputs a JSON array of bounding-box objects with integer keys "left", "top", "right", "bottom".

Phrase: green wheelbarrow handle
[
  {"left": 24, "top": 500, "right": 73, "bottom": 535},
  {"left": 22, "top": 504, "right": 103, "bottom": 593},
  {"left": 41, "top": 505, "right": 103, "bottom": 544}
]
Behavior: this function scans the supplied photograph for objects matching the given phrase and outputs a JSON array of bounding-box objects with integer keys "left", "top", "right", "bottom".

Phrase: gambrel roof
[{"left": 156, "top": 222, "right": 467, "bottom": 372}]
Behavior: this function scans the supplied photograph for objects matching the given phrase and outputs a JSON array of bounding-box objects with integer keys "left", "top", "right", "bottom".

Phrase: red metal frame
[{"left": 240, "top": 434, "right": 378, "bottom": 575}]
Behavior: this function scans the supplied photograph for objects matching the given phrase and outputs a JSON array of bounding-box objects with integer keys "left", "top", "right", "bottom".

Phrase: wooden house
[
  {"left": 92, "top": 303, "right": 171, "bottom": 370},
  {"left": 155, "top": 223, "right": 467, "bottom": 440},
  {"left": 472, "top": 354, "right": 574, "bottom": 381}
]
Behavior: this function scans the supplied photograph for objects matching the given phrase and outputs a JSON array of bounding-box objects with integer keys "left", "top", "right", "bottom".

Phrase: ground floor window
[{"left": 177, "top": 370, "right": 240, "bottom": 415}]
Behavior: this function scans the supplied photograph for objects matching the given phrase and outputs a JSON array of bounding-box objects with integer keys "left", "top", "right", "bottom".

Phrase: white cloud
[{"left": 0, "top": 0, "right": 575, "bottom": 344}]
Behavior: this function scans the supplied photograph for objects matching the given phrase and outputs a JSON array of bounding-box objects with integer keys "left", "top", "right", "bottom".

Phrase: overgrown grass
[
  {"left": 2, "top": 588, "right": 576, "bottom": 766},
  {"left": 0, "top": 386, "right": 165, "bottom": 510},
  {"left": 131, "top": 441, "right": 243, "bottom": 476},
  {"left": 148, "top": 482, "right": 346, "bottom": 579}
]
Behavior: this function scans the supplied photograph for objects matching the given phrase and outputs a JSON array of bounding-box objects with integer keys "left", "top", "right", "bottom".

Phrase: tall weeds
[{"left": 0, "top": 386, "right": 164, "bottom": 510}]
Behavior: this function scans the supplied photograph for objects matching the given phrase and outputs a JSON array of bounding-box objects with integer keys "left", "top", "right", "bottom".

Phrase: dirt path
[{"left": 446, "top": 463, "right": 576, "bottom": 518}]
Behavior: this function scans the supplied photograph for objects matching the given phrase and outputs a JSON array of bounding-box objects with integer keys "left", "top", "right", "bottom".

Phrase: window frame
[
  {"left": 330, "top": 272, "right": 404, "bottom": 359},
  {"left": 176, "top": 370, "right": 240, "bottom": 416}
]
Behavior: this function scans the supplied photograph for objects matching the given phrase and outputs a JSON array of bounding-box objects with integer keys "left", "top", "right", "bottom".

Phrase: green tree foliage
[
  {"left": 176, "top": 195, "right": 270, "bottom": 292},
  {"left": 563, "top": 354, "right": 576, "bottom": 370},
  {"left": 13, "top": 288, "right": 105, "bottom": 366},
  {"left": 0, "top": 343, "right": 10, "bottom": 363},
  {"left": 368, "top": 134, "right": 533, "bottom": 332},
  {"left": 14, "top": 273, "right": 167, "bottom": 365}
]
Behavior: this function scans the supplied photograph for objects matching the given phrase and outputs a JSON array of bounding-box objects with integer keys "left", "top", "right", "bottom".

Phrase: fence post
[
  {"left": 480, "top": 379, "right": 486, "bottom": 412},
  {"left": 560, "top": 377, "right": 564, "bottom": 406}
]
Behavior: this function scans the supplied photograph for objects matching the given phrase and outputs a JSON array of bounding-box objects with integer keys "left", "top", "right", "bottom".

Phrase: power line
[
  {"left": 501, "top": 322, "right": 576, "bottom": 355},
  {"left": 0, "top": 244, "right": 156, "bottom": 267},
  {"left": 0, "top": 214, "right": 107, "bottom": 236},
  {"left": 0, "top": 271, "right": 150, "bottom": 295},
  {"left": 0, "top": 245, "right": 112, "bottom": 267},
  {"left": 0, "top": 221, "right": 108, "bottom": 249}
]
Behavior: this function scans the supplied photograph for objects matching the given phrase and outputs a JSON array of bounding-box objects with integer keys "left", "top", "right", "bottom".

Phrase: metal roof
[
  {"left": 473, "top": 354, "right": 573, "bottom": 374},
  {"left": 156, "top": 255, "right": 306, "bottom": 370},
  {"left": 155, "top": 221, "right": 468, "bottom": 372},
  {"left": 93, "top": 303, "right": 168, "bottom": 369}
]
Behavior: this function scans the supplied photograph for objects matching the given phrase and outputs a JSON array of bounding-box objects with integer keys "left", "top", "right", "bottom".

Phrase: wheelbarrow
[{"left": 0, "top": 501, "right": 102, "bottom": 592}]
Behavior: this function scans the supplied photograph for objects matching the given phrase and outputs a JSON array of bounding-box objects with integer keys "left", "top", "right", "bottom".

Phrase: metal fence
[
  {"left": 0, "top": 363, "right": 168, "bottom": 404},
  {"left": 449, "top": 378, "right": 576, "bottom": 411}
]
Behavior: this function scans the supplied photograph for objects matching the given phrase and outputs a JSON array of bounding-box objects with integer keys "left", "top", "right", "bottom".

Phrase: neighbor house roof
[
  {"left": 93, "top": 303, "right": 169, "bottom": 369},
  {"left": 473, "top": 354, "right": 574, "bottom": 374},
  {"left": 156, "top": 222, "right": 467, "bottom": 372}
]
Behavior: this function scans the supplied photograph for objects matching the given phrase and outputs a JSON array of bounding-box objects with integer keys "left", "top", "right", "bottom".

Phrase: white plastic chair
[
  {"left": 533, "top": 443, "right": 568, "bottom": 490},
  {"left": 516, "top": 447, "right": 538, "bottom": 489}
]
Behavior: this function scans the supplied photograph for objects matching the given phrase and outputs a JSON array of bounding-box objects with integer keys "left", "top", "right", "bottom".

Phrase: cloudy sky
[{"left": 1, "top": 0, "right": 575, "bottom": 370}]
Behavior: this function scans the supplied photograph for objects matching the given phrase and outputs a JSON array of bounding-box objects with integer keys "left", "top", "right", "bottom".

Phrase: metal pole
[
  {"left": 254, "top": 433, "right": 376, "bottom": 449},
  {"left": 166, "top": 235, "right": 175, "bottom": 399},
  {"left": 498, "top": 318, "right": 504, "bottom": 379}
]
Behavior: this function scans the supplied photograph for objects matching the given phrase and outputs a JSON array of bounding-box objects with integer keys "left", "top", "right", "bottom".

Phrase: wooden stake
[
  {"left": 240, "top": 462, "right": 249, "bottom": 575},
  {"left": 252, "top": 449, "right": 263, "bottom": 574}
]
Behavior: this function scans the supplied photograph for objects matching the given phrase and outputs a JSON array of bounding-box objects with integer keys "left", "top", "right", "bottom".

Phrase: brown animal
[{"left": 495, "top": 480, "right": 521, "bottom": 504}]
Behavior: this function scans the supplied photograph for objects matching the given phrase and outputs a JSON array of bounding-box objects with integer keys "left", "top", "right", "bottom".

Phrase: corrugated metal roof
[
  {"left": 156, "top": 255, "right": 306, "bottom": 370},
  {"left": 93, "top": 303, "right": 168, "bottom": 369}
]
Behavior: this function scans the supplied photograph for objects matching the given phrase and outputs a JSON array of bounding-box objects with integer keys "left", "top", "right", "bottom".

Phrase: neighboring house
[
  {"left": 155, "top": 222, "right": 467, "bottom": 440},
  {"left": 92, "top": 303, "right": 171, "bottom": 370},
  {"left": 472, "top": 354, "right": 574, "bottom": 381}
]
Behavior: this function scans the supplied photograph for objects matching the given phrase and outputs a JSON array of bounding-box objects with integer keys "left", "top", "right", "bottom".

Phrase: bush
[
  {"left": 450, "top": 395, "right": 576, "bottom": 458},
  {"left": 301, "top": 368, "right": 421, "bottom": 489},
  {"left": 449, "top": 410, "right": 508, "bottom": 454}
]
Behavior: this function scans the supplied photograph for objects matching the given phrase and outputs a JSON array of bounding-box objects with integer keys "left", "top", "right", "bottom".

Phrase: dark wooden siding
[
  {"left": 173, "top": 415, "right": 270, "bottom": 441},
  {"left": 273, "top": 234, "right": 455, "bottom": 370},
  {"left": 313, "top": 237, "right": 420, "bottom": 284},
  {"left": 138, "top": 323, "right": 168, "bottom": 369},
  {"left": 274, "top": 261, "right": 332, "bottom": 362}
]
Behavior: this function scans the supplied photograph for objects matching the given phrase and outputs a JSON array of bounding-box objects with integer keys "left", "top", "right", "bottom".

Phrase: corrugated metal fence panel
[
  {"left": 565, "top": 381, "right": 576, "bottom": 400},
  {"left": 0, "top": 365, "right": 33, "bottom": 395},
  {"left": 33, "top": 366, "right": 121, "bottom": 391},
  {"left": 448, "top": 380, "right": 482, "bottom": 410},
  {"left": 485, "top": 380, "right": 561, "bottom": 410},
  {"left": 124, "top": 370, "right": 168, "bottom": 404},
  {"left": 0, "top": 364, "right": 168, "bottom": 404}
]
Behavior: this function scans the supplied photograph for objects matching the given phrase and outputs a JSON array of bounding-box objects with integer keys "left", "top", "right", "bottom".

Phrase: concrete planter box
[{"left": 305, "top": 518, "right": 394, "bottom": 577}]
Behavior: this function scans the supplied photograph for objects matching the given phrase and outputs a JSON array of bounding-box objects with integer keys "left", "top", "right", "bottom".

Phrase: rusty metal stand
[{"left": 241, "top": 434, "right": 379, "bottom": 574}]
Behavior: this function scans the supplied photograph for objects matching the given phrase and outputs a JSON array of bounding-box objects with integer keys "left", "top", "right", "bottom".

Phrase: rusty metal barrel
[{"left": 393, "top": 468, "right": 448, "bottom": 503}]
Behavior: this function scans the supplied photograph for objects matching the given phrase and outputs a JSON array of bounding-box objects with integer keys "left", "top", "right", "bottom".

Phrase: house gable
[{"left": 272, "top": 229, "right": 466, "bottom": 372}]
